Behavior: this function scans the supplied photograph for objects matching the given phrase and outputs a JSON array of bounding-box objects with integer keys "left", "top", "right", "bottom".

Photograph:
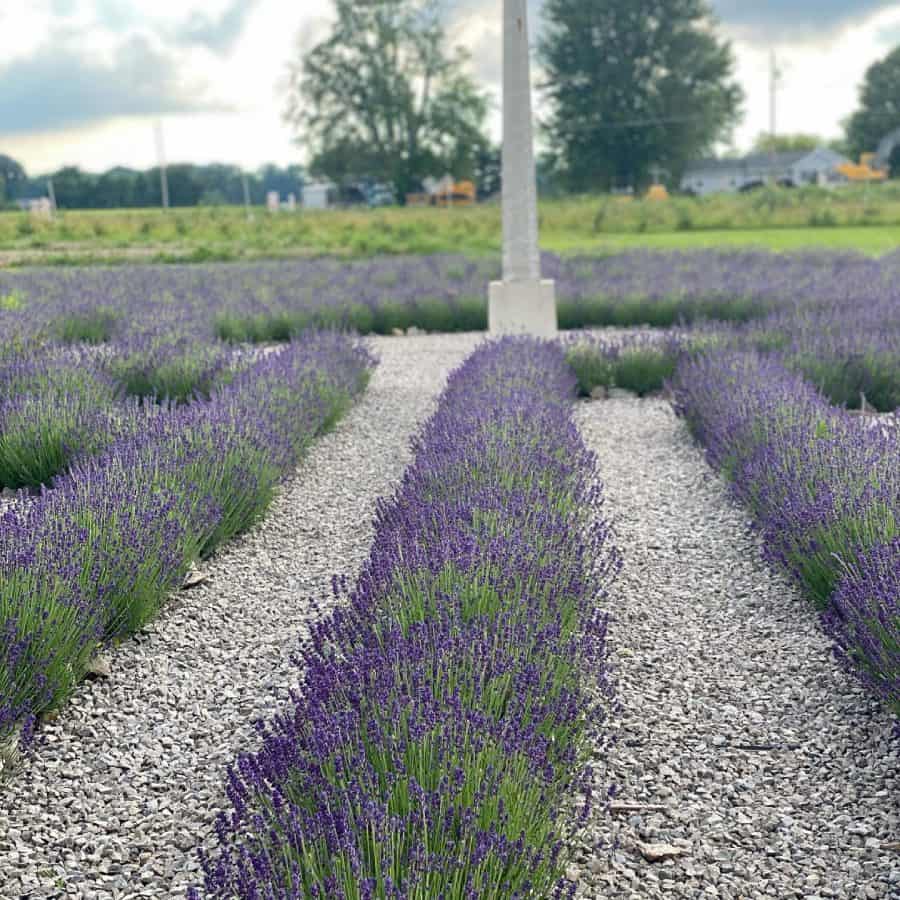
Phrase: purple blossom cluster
[
  {"left": 0, "top": 332, "right": 374, "bottom": 746},
  {"left": 188, "top": 338, "right": 619, "bottom": 899},
  {"left": 673, "top": 350, "right": 899, "bottom": 715}
]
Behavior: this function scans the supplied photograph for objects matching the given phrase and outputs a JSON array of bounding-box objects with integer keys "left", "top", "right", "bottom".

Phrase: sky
[{"left": 2, "top": 0, "right": 900, "bottom": 175}]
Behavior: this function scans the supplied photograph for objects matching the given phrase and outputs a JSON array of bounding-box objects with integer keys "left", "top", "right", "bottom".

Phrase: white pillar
[{"left": 489, "top": 0, "right": 557, "bottom": 338}]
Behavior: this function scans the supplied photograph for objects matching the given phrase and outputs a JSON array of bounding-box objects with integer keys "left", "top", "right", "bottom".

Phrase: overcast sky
[{"left": 2, "top": 0, "right": 900, "bottom": 174}]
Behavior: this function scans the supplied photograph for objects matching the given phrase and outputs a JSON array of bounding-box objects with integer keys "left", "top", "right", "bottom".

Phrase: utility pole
[
  {"left": 769, "top": 50, "right": 781, "bottom": 182},
  {"left": 154, "top": 121, "right": 170, "bottom": 211},
  {"left": 241, "top": 173, "right": 253, "bottom": 221},
  {"left": 46, "top": 179, "right": 57, "bottom": 218}
]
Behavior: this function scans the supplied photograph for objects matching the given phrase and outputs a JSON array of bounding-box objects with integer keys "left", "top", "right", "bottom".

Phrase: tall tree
[
  {"left": 539, "top": 0, "right": 743, "bottom": 192},
  {"left": 285, "top": 0, "right": 488, "bottom": 201},
  {"left": 846, "top": 45, "right": 900, "bottom": 174},
  {"left": 0, "top": 154, "right": 26, "bottom": 205}
]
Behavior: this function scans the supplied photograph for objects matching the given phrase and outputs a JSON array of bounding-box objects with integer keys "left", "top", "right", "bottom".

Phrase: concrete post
[{"left": 489, "top": 0, "right": 557, "bottom": 337}]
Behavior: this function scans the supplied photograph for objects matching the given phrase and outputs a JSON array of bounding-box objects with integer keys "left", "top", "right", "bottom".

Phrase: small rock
[
  {"left": 182, "top": 567, "right": 210, "bottom": 590},
  {"left": 406, "top": 326, "right": 425, "bottom": 336},
  {"left": 390, "top": 328, "right": 404, "bottom": 336},
  {"left": 86, "top": 655, "right": 112, "bottom": 679},
  {"left": 637, "top": 842, "right": 688, "bottom": 863},
  {"left": 590, "top": 385, "right": 609, "bottom": 400}
]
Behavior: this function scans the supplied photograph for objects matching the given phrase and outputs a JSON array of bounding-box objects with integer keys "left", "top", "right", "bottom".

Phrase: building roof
[{"left": 684, "top": 150, "right": 814, "bottom": 176}]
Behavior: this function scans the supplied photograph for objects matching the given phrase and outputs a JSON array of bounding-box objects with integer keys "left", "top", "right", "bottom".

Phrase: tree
[
  {"left": 285, "top": 0, "right": 488, "bottom": 201},
  {"left": 539, "top": 0, "right": 743, "bottom": 193},
  {"left": 473, "top": 144, "right": 502, "bottom": 200},
  {"left": 751, "top": 133, "right": 822, "bottom": 154},
  {"left": 0, "top": 154, "right": 26, "bottom": 205},
  {"left": 847, "top": 46, "right": 900, "bottom": 159}
]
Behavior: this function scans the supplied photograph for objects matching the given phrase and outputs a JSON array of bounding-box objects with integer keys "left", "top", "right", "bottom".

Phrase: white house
[
  {"left": 681, "top": 147, "right": 851, "bottom": 196},
  {"left": 303, "top": 180, "right": 337, "bottom": 210}
]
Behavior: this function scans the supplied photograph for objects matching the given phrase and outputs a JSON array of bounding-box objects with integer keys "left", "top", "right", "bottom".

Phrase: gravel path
[
  {"left": 0, "top": 332, "right": 481, "bottom": 900},
  {"left": 572, "top": 396, "right": 899, "bottom": 900}
]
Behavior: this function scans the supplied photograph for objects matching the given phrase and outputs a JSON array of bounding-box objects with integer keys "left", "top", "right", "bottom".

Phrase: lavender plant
[
  {"left": 565, "top": 331, "right": 693, "bottom": 397},
  {"left": 0, "top": 347, "right": 122, "bottom": 489},
  {"left": 0, "top": 332, "right": 373, "bottom": 749},
  {"left": 52, "top": 305, "right": 119, "bottom": 344},
  {"left": 104, "top": 333, "right": 241, "bottom": 405},
  {"left": 188, "top": 338, "right": 619, "bottom": 899},
  {"left": 673, "top": 349, "right": 900, "bottom": 715},
  {"left": 827, "top": 541, "right": 900, "bottom": 715}
]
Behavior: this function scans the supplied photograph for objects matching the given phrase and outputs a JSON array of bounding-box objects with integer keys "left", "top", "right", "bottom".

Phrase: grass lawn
[
  {"left": 550, "top": 225, "right": 900, "bottom": 256},
  {"left": 3, "top": 187, "right": 900, "bottom": 265}
]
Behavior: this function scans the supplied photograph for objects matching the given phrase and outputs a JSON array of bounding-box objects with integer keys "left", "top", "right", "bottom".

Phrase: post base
[{"left": 488, "top": 279, "right": 557, "bottom": 338}]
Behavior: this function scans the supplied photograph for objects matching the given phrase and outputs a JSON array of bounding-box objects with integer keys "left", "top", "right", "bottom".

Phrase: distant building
[
  {"left": 303, "top": 180, "right": 337, "bottom": 210},
  {"left": 15, "top": 197, "right": 52, "bottom": 217},
  {"left": 681, "top": 148, "right": 851, "bottom": 196}
]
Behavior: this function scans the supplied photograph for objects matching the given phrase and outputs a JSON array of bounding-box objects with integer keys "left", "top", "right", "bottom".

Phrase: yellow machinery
[
  {"left": 433, "top": 180, "right": 477, "bottom": 207},
  {"left": 836, "top": 153, "right": 888, "bottom": 183},
  {"left": 406, "top": 180, "right": 477, "bottom": 207},
  {"left": 646, "top": 184, "right": 670, "bottom": 201}
]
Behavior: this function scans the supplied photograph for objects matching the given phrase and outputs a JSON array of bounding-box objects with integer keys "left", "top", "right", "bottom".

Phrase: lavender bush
[
  {"left": 564, "top": 331, "right": 697, "bottom": 397},
  {"left": 53, "top": 305, "right": 119, "bottom": 344},
  {"left": 0, "top": 332, "right": 373, "bottom": 747},
  {"left": 0, "top": 347, "right": 124, "bottom": 489},
  {"left": 188, "top": 338, "right": 619, "bottom": 899},
  {"left": 673, "top": 349, "right": 899, "bottom": 715},
  {"left": 828, "top": 541, "right": 900, "bottom": 715},
  {"left": 104, "top": 332, "right": 242, "bottom": 405}
]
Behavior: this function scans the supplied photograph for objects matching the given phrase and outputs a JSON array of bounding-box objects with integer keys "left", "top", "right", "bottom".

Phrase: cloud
[
  {"left": 173, "top": 0, "right": 261, "bottom": 54},
  {"left": 447, "top": 0, "right": 900, "bottom": 44},
  {"left": 0, "top": 34, "right": 228, "bottom": 136},
  {"left": 710, "top": 1, "right": 899, "bottom": 39}
]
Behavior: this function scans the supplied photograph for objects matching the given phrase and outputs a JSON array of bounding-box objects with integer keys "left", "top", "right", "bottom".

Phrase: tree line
[
  {"left": 0, "top": 161, "right": 304, "bottom": 211},
  {"left": 4, "top": 0, "right": 900, "bottom": 209}
]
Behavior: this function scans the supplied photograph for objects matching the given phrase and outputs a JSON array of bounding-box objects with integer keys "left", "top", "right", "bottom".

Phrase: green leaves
[
  {"left": 539, "top": 0, "right": 743, "bottom": 192},
  {"left": 289, "top": 0, "right": 489, "bottom": 201}
]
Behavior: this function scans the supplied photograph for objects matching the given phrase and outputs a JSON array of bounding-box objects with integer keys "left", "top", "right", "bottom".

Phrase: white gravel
[
  {"left": 0, "top": 332, "right": 481, "bottom": 899},
  {"left": 572, "top": 396, "right": 899, "bottom": 900}
]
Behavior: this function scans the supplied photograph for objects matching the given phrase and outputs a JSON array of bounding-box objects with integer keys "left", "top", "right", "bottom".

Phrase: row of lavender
[
  {"left": 3, "top": 249, "right": 900, "bottom": 347},
  {"left": 0, "top": 339, "right": 255, "bottom": 490},
  {"left": 187, "top": 338, "right": 619, "bottom": 899},
  {"left": 672, "top": 351, "right": 899, "bottom": 715},
  {"left": 0, "top": 332, "right": 373, "bottom": 750},
  {"left": 567, "top": 315, "right": 900, "bottom": 414}
]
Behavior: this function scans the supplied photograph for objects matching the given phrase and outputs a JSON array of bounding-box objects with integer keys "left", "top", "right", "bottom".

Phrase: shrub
[
  {"left": 566, "top": 333, "right": 685, "bottom": 397},
  {"left": 0, "top": 332, "right": 374, "bottom": 749},
  {"left": 673, "top": 349, "right": 900, "bottom": 714},
  {"left": 105, "top": 336, "right": 239, "bottom": 404},
  {"left": 0, "top": 349, "right": 121, "bottom": 489},
  {"left": 827, "top": 541, "right": 900, "bottom": 715},
  {"left": 188, "top": 339, "right": 619, "bottom": 899},
  {"left": 53, "top": 306, "right": 118, "bottom": 344}
]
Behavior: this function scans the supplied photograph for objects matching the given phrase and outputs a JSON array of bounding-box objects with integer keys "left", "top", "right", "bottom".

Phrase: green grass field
[
  {"left": 556, "top": 225, "right": 900, "bottom": 255},
  {"left": 2, "top": 184, "right": 899, "bottom": 266}
]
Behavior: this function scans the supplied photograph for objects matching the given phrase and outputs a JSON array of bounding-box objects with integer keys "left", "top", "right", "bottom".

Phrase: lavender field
[
  {"left": 0, "top": 249, "right": 897, "bottom": 898},
  {"left": 3, "top": 248, "right": 900, "bottom": 347}
]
